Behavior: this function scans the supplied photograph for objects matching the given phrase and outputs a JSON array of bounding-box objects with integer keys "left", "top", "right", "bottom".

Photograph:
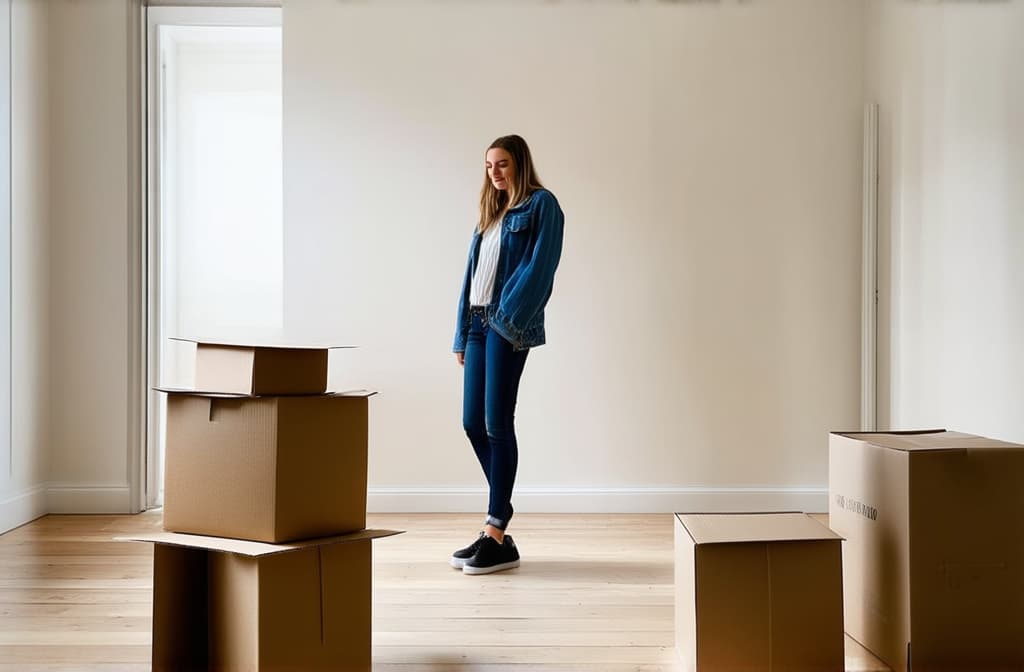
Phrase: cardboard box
[
  {"left": 174, "top": 338, "right": 352, "bottom": 395},
  {"left": 163, "top": 390, "right": 375, "bottom": 543},
  {"left": 674, "top": 512, "right": 844, "bottom": 672},
  {"left": 123, "top": 529, "right": 400, "bottom": 672},
  {"left": 830, "top": 430, "right": 1024, "bottom": 672}
]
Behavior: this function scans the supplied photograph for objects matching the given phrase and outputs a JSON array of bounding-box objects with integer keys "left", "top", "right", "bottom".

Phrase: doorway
[{"left": 145, "top": 7, "right": 282, "bottom": 508}]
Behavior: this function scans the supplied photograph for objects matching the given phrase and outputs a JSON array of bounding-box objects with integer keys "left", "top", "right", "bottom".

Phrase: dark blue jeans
[{"left": 462, "top": 307, "right": 529, "bottom": 531}]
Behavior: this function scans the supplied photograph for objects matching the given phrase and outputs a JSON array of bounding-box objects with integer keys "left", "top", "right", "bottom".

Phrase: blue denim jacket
[{"left": 453, "top": 189, "right": 564, "bottom": 352}]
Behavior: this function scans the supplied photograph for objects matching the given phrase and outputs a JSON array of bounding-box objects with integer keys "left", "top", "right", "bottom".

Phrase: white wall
[
  {"left": 869, "top": 0, "right": 1024, "bottom": 441},
  {"left": 20, "top": 0, "right": 1021, "bottom": 521},
  {"left": 47, "top": 0, "right": 133, "bottom": 513},
  {"left": 1, "top": 0, "right": 51, "bottom": 533},
  {"left": 284, "top": 0, "right": 865, "bottom": 512}
]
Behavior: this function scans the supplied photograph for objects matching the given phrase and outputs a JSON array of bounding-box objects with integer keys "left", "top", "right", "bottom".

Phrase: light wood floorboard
[{"left": 0, "top": 511, "right": 891, "bottom": 671}]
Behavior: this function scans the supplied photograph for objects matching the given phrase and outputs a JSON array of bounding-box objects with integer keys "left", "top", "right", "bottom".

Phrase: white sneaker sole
[
  {"left": 462, "top": 559, "right": 520, "bottom": 575},
  {"left": 450, "top": 556, "right": 468, "bottom": 569}
]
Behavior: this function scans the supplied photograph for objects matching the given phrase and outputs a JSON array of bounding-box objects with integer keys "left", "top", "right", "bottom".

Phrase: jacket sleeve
[
  {"left": 452, "top": 234, "right": 477, "bottom": 353},
  {"left": 493, "top": 191, "right": 564, "bottom": 344}
]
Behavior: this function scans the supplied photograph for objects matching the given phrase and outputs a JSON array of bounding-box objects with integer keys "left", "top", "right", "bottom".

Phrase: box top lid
[
  {"left": 171, "top": 336, "right": 356, "bottom": 350},
  {"left": 833, "top": 430, "right": 1023, "bottom": 452},
  {"left": 675, "top": 512, "right": 842, "bottom": 545},
  {"left": 153, "top": 386, "right": 378, "bottom": 399},
  {"left": 117, "top": 528, "right": 402, "bottom": 556}
]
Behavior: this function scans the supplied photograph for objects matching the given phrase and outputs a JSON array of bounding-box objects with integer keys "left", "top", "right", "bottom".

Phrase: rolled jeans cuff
[{"left": 485, "top": 515, "right": 507, "bottom": 531}]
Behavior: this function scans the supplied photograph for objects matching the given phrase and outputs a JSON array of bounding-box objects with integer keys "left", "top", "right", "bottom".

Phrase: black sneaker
[
  {"left": 450, "top": 532, "right": 487, "bottom": 569},
  {"left": 463, "top": 534, "right": 520, "bottom": 575}
]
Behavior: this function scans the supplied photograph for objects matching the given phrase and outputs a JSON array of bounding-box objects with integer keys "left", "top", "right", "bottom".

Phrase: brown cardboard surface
[
  {"left": 151, "top": 545, "right": 207, "bottom": 671},
  {"left": 830, "top": 433, "right": 911, "bottom": 672},
  {"left": 119, "top": 528, "right": 401, "bottom": 556},
  {"left": 829, "top": 431, "right": 1024, "bottom": 672},
  {"left": 908, "top": 447, "right": 1024, "bottom": 670},
  {"left": 163, "top": 394, "right": 373, "bottom": 543},
  {"left": 196, "top": 343, "right": 329, "bottom": 395},
  {"left": 147, "top": 532, "right": 392, "bottom": 671},
  {"left": 679, "top": 512, "right": 841, "bottom": 545},
  {"left": 839, "top": 429, "right": 1020, "bottom": 452},
  {"left": 276, "top": 394, "right": 367, "bottom": 540},
  {"left": 674, "top": 516, "right": 698, "bottom": 672},
  {"left": 209, "top": 551, "right": 258, "bottom": 670},
  {"left": 171, "top": 336, "right": 353, "bottom": 349},
  {"left": 769, "top": 540, "right": 846, "bottom": 669},
  {"left": 674, "top": 513, "right": 844, "bottom": 671},
  {"left": 156, "top": 387, "right": 377, "bottom": 399},
  {"left": 695, "top": 542, "right": 771, "bottom": 668}
]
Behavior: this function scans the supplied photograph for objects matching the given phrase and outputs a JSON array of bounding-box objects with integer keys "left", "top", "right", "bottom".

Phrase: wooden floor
[{"left": 0, "top": 511, "right": 891, "bottom": 671}]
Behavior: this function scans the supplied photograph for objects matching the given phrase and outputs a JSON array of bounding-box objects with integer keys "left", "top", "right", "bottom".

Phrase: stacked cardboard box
[
  {"left": 830, "top": 430, "right": 1024, "bottom": 672},
  {"left": 125, "top": 340, "right": 396, "bottom": 671}
]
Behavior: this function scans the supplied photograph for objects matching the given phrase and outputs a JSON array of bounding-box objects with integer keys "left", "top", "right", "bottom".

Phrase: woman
[{"left": 450, "top": 134, "right": 565, "bottom": 575}]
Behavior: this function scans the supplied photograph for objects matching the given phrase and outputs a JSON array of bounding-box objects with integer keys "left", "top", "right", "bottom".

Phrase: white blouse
[{"left": 469, "top": 218, "right": 502, "bottom": 307}]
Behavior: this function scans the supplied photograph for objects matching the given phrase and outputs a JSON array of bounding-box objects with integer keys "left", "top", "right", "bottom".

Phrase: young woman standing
[{"left": 451, "top": 134, "right": 565, "bottom": 575}]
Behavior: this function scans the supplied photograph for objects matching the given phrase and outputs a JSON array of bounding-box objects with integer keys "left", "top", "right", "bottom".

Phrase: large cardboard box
[
  {"left": 163, "top": 390, "right": 375, "bottom": 543},
  {"left": 175, "top": 338, "right": 350, "bottom": 395},
  {"left": 124, "top": 529, "right": 399, "bottom": 672},
  {"left": 674, "top": 512, "right": 844, "bottom": 672},
  {"left": 829, "top": 430, "right": 1024, "bottom": 672}
]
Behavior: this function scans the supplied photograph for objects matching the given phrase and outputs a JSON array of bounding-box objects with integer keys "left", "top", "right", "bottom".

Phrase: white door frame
[
  {"left": 142, "top": 5, "right": 282, "bottom": 510},
  {"left": 0, "top": 0, "right": 11, "bottom": 496}
]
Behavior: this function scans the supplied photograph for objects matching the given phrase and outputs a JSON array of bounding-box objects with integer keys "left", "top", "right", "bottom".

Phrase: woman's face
[{"left": 486, "top": 148, "right": 515, "bottom": 191}]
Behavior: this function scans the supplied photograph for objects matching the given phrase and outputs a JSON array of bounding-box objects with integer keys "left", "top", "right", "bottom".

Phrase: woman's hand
[{"left": 455, "top": 352, "right": 465, "bottom": 367}]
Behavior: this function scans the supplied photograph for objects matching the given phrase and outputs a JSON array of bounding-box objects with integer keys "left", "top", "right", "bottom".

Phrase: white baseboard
[
  {"left": 47, "top": 483, "right": 133, "bottom": 514},
  {"left": 368, "top": 486, "right": 828, "bottom": 514},
  {"left": 0, "top": 484, "right": 48, "bottom": 534},
  {"left": 5, "top": 483, "right": 826, "bottom": 526}
]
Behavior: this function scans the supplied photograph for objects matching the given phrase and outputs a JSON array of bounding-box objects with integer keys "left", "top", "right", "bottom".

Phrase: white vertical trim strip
[
  {"left": 1, "top": 0, "right": 11, "bottom": 482},
  {"left": 144, "top": 5, "right": 161, "bottom": 511},
  {"left": 861, "top": 103, "right": 878, "bottom": 431},
  {"left": 126, "top": 0, "right": 146, "bottom": 514}
]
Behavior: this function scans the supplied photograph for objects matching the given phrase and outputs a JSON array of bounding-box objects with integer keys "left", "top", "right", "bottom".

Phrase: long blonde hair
[{"left": 478, "top": 135, "right": 545, "bottom": 233}]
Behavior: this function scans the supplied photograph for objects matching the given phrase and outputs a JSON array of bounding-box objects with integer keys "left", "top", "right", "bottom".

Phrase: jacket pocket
[
  {"left": 504, "top": 213, "right": 530, "bottom": 232},
  {"left": 502, "top": 214, "right": 531, "bottom": 264}
]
